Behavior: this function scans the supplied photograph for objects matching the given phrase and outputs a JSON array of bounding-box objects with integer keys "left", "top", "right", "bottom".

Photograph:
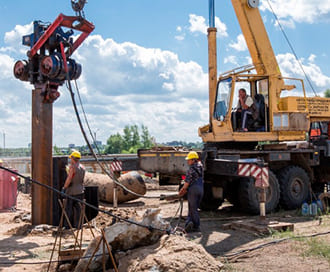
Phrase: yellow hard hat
[
  {"left": 69, "top": 150, "right": 81, "bottom": 159},
  {"left": 185, "top": 151, "right": 199, "bottom": 160},
  {"left": 0, "top": 159, "right": 3, "bottom": 163}
]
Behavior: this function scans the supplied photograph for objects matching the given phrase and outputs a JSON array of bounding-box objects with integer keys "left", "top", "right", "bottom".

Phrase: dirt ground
[{"left": 0, "top": 182, "right": 330, "bottom": 271}]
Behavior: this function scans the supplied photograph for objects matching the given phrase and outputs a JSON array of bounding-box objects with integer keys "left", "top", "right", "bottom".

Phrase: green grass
[
  {"left": 270, "top": 231, "right": 330, "bottom": 264},
  {"left": 302, "top": 238, "right": 330, "bottom": 263},
  {"left": 219, "top": 258, "right": 240, "bottom": 271},
  {"left": 270, "top": 228, "right": 296, "bottom": 240}
]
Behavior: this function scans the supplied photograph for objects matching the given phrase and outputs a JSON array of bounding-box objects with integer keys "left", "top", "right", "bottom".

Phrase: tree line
[
  {"left": 1, "top": 125, "right": 203, "bottom": 157},
  {"left": 104, "top": 125, "right": 154, "bottom": 154}
]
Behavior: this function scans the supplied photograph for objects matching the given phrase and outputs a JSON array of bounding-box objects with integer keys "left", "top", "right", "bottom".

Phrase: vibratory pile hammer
[
  {"left": 13, "top": 9, "right": 94, "bottom": 103},
  {"left": 12, "top": 0, "right": 94, "bottom": 225}
]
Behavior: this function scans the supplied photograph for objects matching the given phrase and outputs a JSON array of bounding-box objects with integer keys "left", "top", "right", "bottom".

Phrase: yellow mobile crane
[
  {"left": 139, "top": 0, "right": 330, "bottom": 213},
  {"left": 200, "top": 0, "right": 330, "bottom": 144}
]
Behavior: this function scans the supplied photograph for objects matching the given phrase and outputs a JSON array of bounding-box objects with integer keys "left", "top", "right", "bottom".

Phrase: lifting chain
[{"left": 71, "top": 0, "right": 86, "bottom": 16}]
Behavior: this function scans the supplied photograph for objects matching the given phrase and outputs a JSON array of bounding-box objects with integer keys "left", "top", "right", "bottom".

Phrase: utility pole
[{"left": 94, "top": 128, "right": 100, "bottom": 143}]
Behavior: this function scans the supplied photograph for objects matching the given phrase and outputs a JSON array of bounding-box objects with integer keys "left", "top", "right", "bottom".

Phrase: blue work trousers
[{"left": 186, "top": 183, "right": 204, "bottom": 229}]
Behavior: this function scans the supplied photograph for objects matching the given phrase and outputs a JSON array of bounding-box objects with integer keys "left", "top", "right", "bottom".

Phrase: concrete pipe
[{"left": 84, "top": 171, "right": 146, "bottom": 203}]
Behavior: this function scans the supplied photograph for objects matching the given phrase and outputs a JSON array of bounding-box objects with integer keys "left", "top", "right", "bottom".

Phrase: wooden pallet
[
  {"left": 222, "top": 219, "right": 294, "bottom": 234},
  {"left": 59, "top": 248, "right": 85, "bottom": 262}
]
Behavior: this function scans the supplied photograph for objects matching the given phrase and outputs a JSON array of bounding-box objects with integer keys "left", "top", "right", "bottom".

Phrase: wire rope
[{"left": 266, "top": 0, "right": 317, "bottom": 96}]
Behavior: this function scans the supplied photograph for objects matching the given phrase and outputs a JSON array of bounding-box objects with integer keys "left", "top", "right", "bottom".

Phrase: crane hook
[{"left": 71, "top": 0, "right": 86, "bottom": 13}]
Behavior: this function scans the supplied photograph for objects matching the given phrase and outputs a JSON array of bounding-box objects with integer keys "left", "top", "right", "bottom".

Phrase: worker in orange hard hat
[
  {"left": 179, "top": 151, "right": 204, "bottom": 233},
  {"left": 62, "top": 150, "right": 85, "bottom": 229}
]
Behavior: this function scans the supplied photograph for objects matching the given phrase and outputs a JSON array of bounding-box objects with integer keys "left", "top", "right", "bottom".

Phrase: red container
[{"left": 0, "top": 168, "right": 18, "bottom": 211}]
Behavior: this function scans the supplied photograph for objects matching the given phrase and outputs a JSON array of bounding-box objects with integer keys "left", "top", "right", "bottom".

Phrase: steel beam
[{"left": 31, "top": 87, "right": 53, "bottom": 225}]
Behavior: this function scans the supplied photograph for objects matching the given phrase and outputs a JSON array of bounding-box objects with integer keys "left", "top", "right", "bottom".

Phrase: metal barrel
[{"left": 84, "top": 171, "right": 146, "bottom": 204}]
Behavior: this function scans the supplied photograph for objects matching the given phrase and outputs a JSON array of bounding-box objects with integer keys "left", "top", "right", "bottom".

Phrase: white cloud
[
  {"left": 229, "top": 34, "right": 247, "bottom": 52},
  {"left": 277, "top": 53, "right": 330, "bottom": 93},
  {"left": 188, "top": 14, "right": 206, "bottom": 34},
  {"left": 76, "top": 52, "right": 207, "bottom": 140},
  {"left": 0, "top": 54, "right": 31, "bottom": 147},
  {"left": 4, "top": 23, "right": 33, "bottom": 54},
  {"left": 214, "top": 17, "right": 228, "bottom": 38},
  {"left": 224, "top": 55, "right": 238, "bottom": 66},
  {"left": 275, "top": 18, "right": 295, "bottom": 29},
  {"left": 260, "top": 0, "right": 330, "bottom": 26},
  {"left": 175, "top": 26, "right": 185, "bottom": 40},
  {"left": 0, "top": 53, "right": 15, "bottom": 79},
  {"left": 308, "top": 54, "right": 316, "bottom": 62},
  {"left": 175, "top": 35, "right": 185, "bottom": 41},
  {"left": 75, "top": 35, "right": 208, "bottom": 99},
  {"left": 188, "top": 14, "right": 228, "bottom": 37},
  {"left": 222, "top": 52, "right": 330, "bottom": 97}
]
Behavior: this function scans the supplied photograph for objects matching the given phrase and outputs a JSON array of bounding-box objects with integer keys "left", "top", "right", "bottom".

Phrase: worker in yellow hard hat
[
  {"left": 179, "top": 151, "right": 204, "bottom": 233},
  {"left": 69, "top": 150, "right": 81, "bottom": 159},
  {"left": 62, "top": 150, "right": 85, "bottom": 229}
]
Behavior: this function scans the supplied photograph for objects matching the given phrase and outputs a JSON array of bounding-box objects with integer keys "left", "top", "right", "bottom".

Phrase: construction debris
[
  {"left": 116, "top": 235, "right": 224, "bottom": 272},
  {"left": 84, "top": 171, "right": 147, "bottom": 203},
  {"left": 74, "top": 208, "right": 169, "bottom": 271}
]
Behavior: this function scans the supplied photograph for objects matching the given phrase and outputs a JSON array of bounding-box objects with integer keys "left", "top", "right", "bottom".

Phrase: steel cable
[
  {"left": 0, "top": 165, "right": 170, "bottom": 233},
  {"left": 266, "top": 0, "right": 317, "bottom": 96},
  {"left": 65, "top": 76, "right": 166, "bottom": 199}
]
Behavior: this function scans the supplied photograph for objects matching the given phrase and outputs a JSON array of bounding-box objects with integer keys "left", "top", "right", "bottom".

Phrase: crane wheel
[
  {"left": 199, "top": 183, "right": 223, "bottom": 211},
  {"left": 225, "top": 178, "right": 240, "bottom": 207},
  {"left": 238, "top": 170, "right": 280, "bottom": 214},
  {"left": 278, "top": 166, "right": 310, "bottom": 210}
]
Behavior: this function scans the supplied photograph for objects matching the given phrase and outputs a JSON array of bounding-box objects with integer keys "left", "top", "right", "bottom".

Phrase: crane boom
[{"left": 231, "top": 0, "right": 281, "bottom": 77}]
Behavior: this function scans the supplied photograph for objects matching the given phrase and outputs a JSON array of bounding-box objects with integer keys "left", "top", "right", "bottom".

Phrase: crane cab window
[
  {"left": 256, "top": 79, "right": 269, "bottom": 107},
  {"left": 214, "top": 78, "right": 232, "bottom": 121},
  {"left": 231, "top": 79, "right": 269, "bottom": 132},
  {"left": 254, "top": 79, "right": 269, "bottom": 132},
  {"left": 231, "top": 82, "right": 253, "bottom": 131},
  {"left": 232, "top": 82, "right": 251, "bottom": 110}
]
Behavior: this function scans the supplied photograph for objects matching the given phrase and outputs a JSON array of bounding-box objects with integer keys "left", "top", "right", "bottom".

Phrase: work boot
[{"left": 185, "top": 222, "right": 194, "bottom": 233}]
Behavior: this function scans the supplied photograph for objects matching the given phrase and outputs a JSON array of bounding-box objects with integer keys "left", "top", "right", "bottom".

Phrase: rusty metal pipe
[
  {"left": 31, "top": 87, "right": 53, "bottom": 225},
  {"left": 84, "top": 171, "right": 146, "bottom": 204}
]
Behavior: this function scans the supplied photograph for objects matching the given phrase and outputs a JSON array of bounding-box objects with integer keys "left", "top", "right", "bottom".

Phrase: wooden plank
[
  {"left": 227, "top": 220, "right": 294, "bottom": 234},
  {"left": 59, "top": 249, "right": 85, "bottom": 262}
]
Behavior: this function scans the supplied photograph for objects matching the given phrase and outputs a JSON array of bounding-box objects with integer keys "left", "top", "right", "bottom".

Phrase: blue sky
[{"left": 1, "top": 0, "right": 330, "bottom": 147}]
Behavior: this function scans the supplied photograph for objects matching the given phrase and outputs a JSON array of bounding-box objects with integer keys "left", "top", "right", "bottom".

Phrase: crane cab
[
  {"left": 200, "top": 0, "right": 330, "bottom": 145},
  {"left": 199, "top": 65, "right": 313, "bottom": 143}
]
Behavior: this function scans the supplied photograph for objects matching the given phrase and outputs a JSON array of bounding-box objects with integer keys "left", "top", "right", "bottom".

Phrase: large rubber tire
[
  {"left": 238, "top": 170, "right": 280, "bottom": 214},
  {"left": 225, "top": 179, "right": 240, "bottom": 207},
  {"left": 278, "top": 166, "right": 310, "bottom": 210},
  {"left": 199, "top": 183, "right": 224, "bottom": 211}
]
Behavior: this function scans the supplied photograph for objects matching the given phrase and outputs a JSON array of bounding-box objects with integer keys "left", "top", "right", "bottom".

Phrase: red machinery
[{"left": 14, "top": 11, "right": 94, "bottom": 103}]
